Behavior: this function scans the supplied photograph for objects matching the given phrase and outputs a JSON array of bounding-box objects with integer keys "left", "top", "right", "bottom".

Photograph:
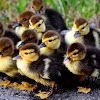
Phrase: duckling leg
[
  {"left": 0, "top": 80, "right": 14, "bottom": 87},
  {"left": 14, "top": 82, "right": 38, "bottom": 91},
  {"left": 79, "top": 75, "right": 88, "bottom": 82},
  {"left": 36, "top": 81, "right": 55, "bottom": 99}
]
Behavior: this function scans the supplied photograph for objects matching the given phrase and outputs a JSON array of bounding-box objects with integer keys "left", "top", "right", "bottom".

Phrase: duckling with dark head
[
  {"left": 30, "top": 0, "right": 67, "bottom": 33},
  {"left": 65, "top": 17, "right": 100, "bottom": 48},
  {"left": 0, "top": 37, "right": 20, "bottom": 87},
  {"left": 13, "top": 43, "right": 79, "bottom": 99},
  {"left": 18, "top": 29, "right": 39, "bottom": 48},
  {"left": 14, "top": 11, "right": 35, "bottom": 38},
  {"left": 39, "top": 30, "right": 67, "bottom": 56},
  {"left": 64, "top": 42, "right": 100, "bottom": 78},
  {"left": 29, "top": 15, "right": 48, "bottom": 43}
]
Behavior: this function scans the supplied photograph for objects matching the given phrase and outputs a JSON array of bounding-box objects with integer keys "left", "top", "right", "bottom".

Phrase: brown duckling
[
  {"left": 13, "top": 43, "right": 79, "bottom": 99},
  {"left": 14, "top": 11, "right": 35, "bottom": 38},
  {"left": 0, "top": 37, "right": 20, "bottom": 86},
  {"left": 65, "top": 17, "right": 100, "bottom": 48},
  {"left": 0, "top": 21, "right": 20, "bottom": 46},
  {"left": 30, "top": 0, "right": 67, "bottom": 33},
  {"left": 39, "top": 30, "right": 67, "bottom": 56},
  {"left": 64, "top": 42, "right": 100, "bottom": 79},
  {"left": 18, "top": 29, "right": 39, "bottom": 48}
]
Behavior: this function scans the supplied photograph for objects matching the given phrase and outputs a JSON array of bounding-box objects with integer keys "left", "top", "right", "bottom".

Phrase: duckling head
[
  {"left": 18, "top": 29, "right": 39, "bottom": 48},
  {"left": 72, "top": 18, "right": 90, "bottom": 38},
  {"left": 64, "top": 42, "right": 86, "bottom": 64},
  {"left": 0, "top": 22, "right": 4, "bottom": 37},
  {"left": 31, "top": 0, "right": 45, "bottom": 15},
  {"left": 0, "top": 37, "right": 14, "bottom": 57},
  {"left": 14, "top": 43, "right": 40, "bottom": 62},
  {"left": 14, "top": 11, "right": 35, "bottom": 28},
  {"left": 40, "top": 30, "right": 61, "bottom": 49},
  {"left": 29, "top": 15, "right": 46, "bottom": 33}
]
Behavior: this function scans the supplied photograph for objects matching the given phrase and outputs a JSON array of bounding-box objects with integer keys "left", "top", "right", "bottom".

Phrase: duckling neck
[
  {"left": 15, "top": 26, "right": 28, "bottom": 38},
  {"left": 37, "top": 32, "right": 43, "bottom": 40},
  {"left": 40, "top": 47, "right": 55, "bottom": 55},
  {"left": 24, "top": 55, "right": 39, "bottom": 63}
]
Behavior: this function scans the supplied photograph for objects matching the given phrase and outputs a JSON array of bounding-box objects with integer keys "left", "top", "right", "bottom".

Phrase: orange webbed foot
[
  {"left": 78, "top": 86, "right": 91, "bottom": 93},
  {"left": 36, "top": 91, "right": 51, "bottom": 99},
  {"left": 0, "top": 80, "right": 14, "bottom": 87},
  {"left": 14, "top": 82, "right": 38, "bottom": 91}
]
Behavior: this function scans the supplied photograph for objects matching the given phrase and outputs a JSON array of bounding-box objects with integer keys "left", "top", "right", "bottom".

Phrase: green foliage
[
  {"left": 44, "top": 0, "right": 100, "bottom": 27},
  {"left": 15, "top": 0, "right": 27, "bottom": 13},
  {"left": 0, "top": 0, "right": 100, "bottom": 27}
]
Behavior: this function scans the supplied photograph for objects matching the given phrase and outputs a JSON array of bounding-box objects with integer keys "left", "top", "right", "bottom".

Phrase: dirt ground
[{"left": 0, "top": 72, "right": 100, "bottom": 100}]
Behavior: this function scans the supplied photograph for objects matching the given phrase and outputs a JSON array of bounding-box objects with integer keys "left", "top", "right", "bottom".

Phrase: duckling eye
[
  {"left": 34, "top": 39, "right": 37, "bottom": 43},
  {"left": 38, "top": 24, "right": 41, "bottom": 27},
  {"left": 24, "top": 53, "right": 28, "bottom": 55},
  {"left": 23, "top": 18, "right": 27, "bottom": 21},
  {"left": 49, "top": 40, "right": 52, "bottom": 42},
  {"left": 73, "top": 52, "right": 78, "bottom": 55},
  {"left": 3, "top": 45, "right": 11, "bottom": 52},
  {"left": 40, "top": 6, "right": 43, "bottom": 10},
  {"left": 32, "top": 6, "right": 34, "bottom": 9},
  {"left": 82, "top": 27, "right": 85, "bottom": 29}
]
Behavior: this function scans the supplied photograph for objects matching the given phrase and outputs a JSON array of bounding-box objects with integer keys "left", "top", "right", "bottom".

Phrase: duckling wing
[{"left": 4, "top": 30, "right": 21, "bottom": 45}]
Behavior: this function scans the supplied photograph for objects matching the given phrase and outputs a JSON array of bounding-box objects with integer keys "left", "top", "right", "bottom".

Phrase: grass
[{"left": 0, "top": 0, "right": 100, "bottom": 28}]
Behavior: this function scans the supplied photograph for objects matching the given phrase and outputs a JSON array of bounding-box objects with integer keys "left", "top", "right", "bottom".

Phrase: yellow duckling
[
  {"left": 0, "top": 37, "right": 21, "bottom": 87},
  {"left": 29, "top": 15, "right": 46, "bottom": 41},
  {"left": 39, "top": 30, "right": 67, "bottom": 56},
  {"left": 65, "top": 17, "right": 100, "bottom": 48},
  {"left": 13, "top": 43, "right": 78, "bottom": 99}
]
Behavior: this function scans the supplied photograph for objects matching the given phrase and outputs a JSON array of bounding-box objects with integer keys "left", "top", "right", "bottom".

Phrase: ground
[{"left": 0, "top": 73, "right": 100, "bottom": 100}]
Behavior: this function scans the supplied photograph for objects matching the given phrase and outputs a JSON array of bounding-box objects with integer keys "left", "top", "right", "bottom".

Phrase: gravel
[{"left": 0, "top": 73, "right": 100, "bottom": 100}]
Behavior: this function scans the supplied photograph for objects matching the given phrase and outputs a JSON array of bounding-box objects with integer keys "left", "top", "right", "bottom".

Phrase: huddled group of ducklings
[{"left": 0, "top": 0, "right": 100, "bottom": 99}]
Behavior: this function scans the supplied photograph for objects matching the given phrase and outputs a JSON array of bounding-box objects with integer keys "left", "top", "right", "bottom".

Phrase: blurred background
[{"left": 0, "top": 0, "right": 100, "bottom": 28}]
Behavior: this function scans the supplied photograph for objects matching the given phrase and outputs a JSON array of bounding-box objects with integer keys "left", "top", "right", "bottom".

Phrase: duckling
[
  {"left": 14, "top": 11, "right": 35, "bottom": 38},
  {"left": 0, "top": 21, "right": 20, "bottom": 46},
  {"left": 18, "top": 29, "right": 39, "bottom": 48},
  {"left": 30, "top": 0, "right": 67, "bottom": 33},
  {"left": 65, "top": 17, "right": 100, "bottom": 48},
  {"left": 13, "top": 43, "right": 79, "bottom": 99},
  {"left": 39, "top": 30, "right": 67, "bottom": 56},
  {"left": 64, "top": 42, "right": 100, "bottom": 79},
  {"left": 29, "top": 15, "right": 47, "bottom": 42},
  {"left": 0, "top": 37, "right": 20, "bottom": 87}
]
